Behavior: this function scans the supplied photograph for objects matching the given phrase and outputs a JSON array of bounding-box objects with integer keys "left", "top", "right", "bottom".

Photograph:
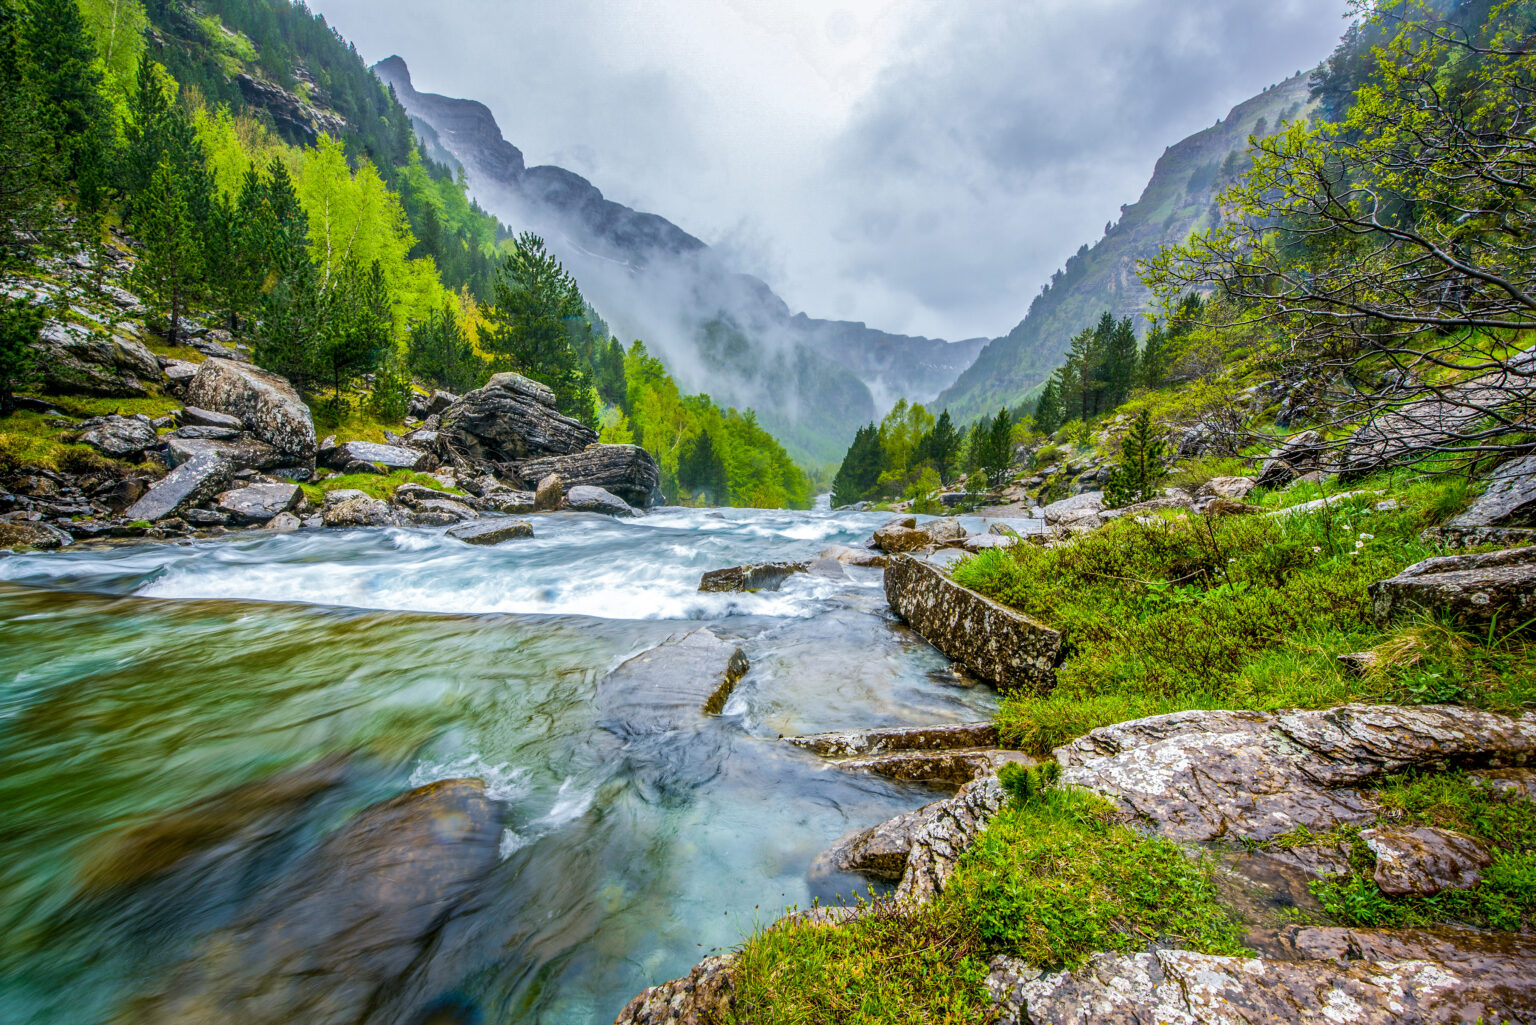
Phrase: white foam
[{"left": 409, "top": 754, "right": 530, "bottom": 802}]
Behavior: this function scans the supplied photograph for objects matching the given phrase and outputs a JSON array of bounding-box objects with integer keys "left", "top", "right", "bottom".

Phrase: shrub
[{"left": 366, "top": 361, "right": 413, "bottom": 424}]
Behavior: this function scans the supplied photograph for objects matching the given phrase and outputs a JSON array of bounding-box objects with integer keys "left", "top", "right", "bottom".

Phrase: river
[{"left": 0, "top": 507, "right": 996, "bottom": 1024}]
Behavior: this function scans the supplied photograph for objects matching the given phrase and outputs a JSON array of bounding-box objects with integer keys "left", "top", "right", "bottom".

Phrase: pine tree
[
  {"left": 679, "top": 428, "right": 729, "bottom": 506},
  {"left": 1102, "top": 316, "right": 1138, "bottom": 408},
  {"left": 1103, "top": 409, "right": 1170, "bottom": 508},
  {"left": 406, "top": 303, "right": 486, "bottom": 393},
  {"left": 923, "top": 409, "right": 960, "bottom": 483},
  {"left": 980, "top": 408, "right": 1015, "bottom": 488},
  {"left": 1033, "top": 377, "right": 1064, "bottom": 436},
  {"left": 0, "top": 297, "right": 44, "bottom": 416},
  {"left": 311, "top": 258, "right": 392, "bottom": 417},
  {"left": 484, "top": 233, "right": 596, "bottom": 426},
  {"left": 20, "top": 0, "right": 111, "bottom": 193},
  {"left": 1140, "top": 321, "right": 1168, "bottom": 389},
  {"left": 832, "top": 423, "right": 882, "bottom": 507},
  {"left": 133, "top": 157, "right": 203, "bottom": 338},
  {"left": 0, "top": 6, "right": 61, "bottom": 270}
]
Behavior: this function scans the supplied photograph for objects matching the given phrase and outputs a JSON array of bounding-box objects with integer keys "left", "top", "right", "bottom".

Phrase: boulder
[
  {"left": 872, "top": 523, "right": 930, "bottom": 552},
  {"left": 920, "top": 517, "right": 970, "bottom": 545},
  {"left": 1056, "top": 704, "right": 1536, "bottom": 843},
  {"left": 1449, "top": 453, "right": 1536, "bottom": 528},
  {"left": 1039, "top": 491, "right": 1105, "bottom": 531},
  {"left": 94, "top": 476, "right": 149, "bottom": 513},
  {"left": 436, "top": 372, "right": 596, "bottom": 463},
  {"left": 698, "top": 561, "right": 810, "bottom": 592},
  {"left": 164, "top": 435, "right": 281, "bottom": 471},
  {"left": 321, "top": 494, "right": 397, "bottom": 528},
  {"left": 563, "top": 484, "right": 638, "bottom": 517},
  {"left": 884, "top": 554, "right": 1062, "bottom": 693},
  {"left": 35, "top": 320, "right": 162, "bottom": 395},
  {"left": 1370, "top": 546, "right": 1536, "bottom": 635},
  {"left": 472, "top": 485, "right": 537, "bottom": 514},
  {"left": 534, "top": 472, "right": 564, "bottom": 511},
  {"left": 318, "top": 439, "right": 429, "bottom": 472},
  {"left": 1197, "top": 475, "right": 1259, "bottom": 501},
  {"left": 214, "top": 483, "right": 302, "bottom": 525},
  {"left": 183, "top": 358, "right": 316, "bottom": 465},
  {"left": 612, "top": 955, "right": 738, "bottom": 1025},
  {"left": 813, "top": 802, "right": 947, "bottom": 881},
  {"left": 161, "top": 359, "right": 199, "bottom": 386},
  {"left": 1362, "top": 825, "right": 1492, "bottom": 896},
  {"left": 1255, "top": 429, "right": 1327, "bottom": 488},
  {"left": 515, "top": 445, "right": 662, "bottom": 508},
  {"left": 401, "top": 428, "right": 438, "bottom": 450},
  {"left": 122, "top": 779, "right": 501, "bottom": 1025},
  {"left": 166, "top": 425, "right": 241, "bottom": 441},
  {"left": 446, "top": 518, "right": 534, "bottom": 545},
  {"left": 265, "top": 511, "right": 302, "bottom": 532},
  {"left": 407, "top": 497, "right": 477, "bottom": 523},
  {"left": 78, "top": 414, "right": 157, "bottom": 459},
  {"left": 0, "top": 519, "right": 71, "bottom": 550},
  {"left": 962, "top": 533, "right": 1018, "bottom": 552},
  {"left": 182, "top": 508, "right": 229, "bottom": 527},
  {"left": 896, "top": 773, "right": 1007, "bottom": 902},
  {"left": 180, "top": 406, "right": 243, "bottom": 430},
  {"left": 818, "top": 544, "right": 888, "bottom": 568},
  {"left": 125, "top": 453, "right": 233, "bottom": 522},
  {"left": 599, "top": 629, "right": 750, "bottom": 730}
]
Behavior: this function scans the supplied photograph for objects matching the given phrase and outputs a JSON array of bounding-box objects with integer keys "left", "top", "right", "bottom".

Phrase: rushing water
[{"left": 0, "top": 507, "right": 995, "bottom": 1025}]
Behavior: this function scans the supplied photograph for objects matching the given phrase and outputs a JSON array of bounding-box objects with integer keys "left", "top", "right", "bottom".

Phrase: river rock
[
  {"left": 318, "top": 439, "right": 429, "bottom": 472},
  {"left": 183, "top": 358, "right": 316, "bottom": 465},
  {"left": 472, "top": 485, "right": 537, "bottom": 514},
  {"left": 698, "top": 561, "right": 809, "bottom": 592},
  {"left": 1362, "top": 825, "right": 1492, "bottom": 896},
  {"left": 405, "top": 496, "right": 477, "bottom": 523},
  {"left": 1369, "top": 546, "right": 1536, "bottom": 635},
  {"left": 599, "top": 629, "right": 750, "bottom": 731},
  {"left": 1449, "top": 453, "right": 1536, "bottom": 528},
  {"left": 818, "top": 544, "right": 887, "bottom": 568},
  {"left": 0, "top": 519, "right": 72, "bottom": 549},
  {"left": 321, "top": 493, "right": 397, "bottom": 528},
  {"left": 838, "top": 747, "right": 1030, "bottom": 787},
  {"left": 437, "top": 372, "right": 597, "bottom": 464},
  {"left": 814, "top": 802, "right": 946, "bottom": 881},
  {"left": 180, "top": 406, "right": 243, "bottom": 430},
  {"left": 123, "top": 779, "right": 502, "bottom": 1025},
  {"left": 789, "top": 722, "right": 998, "bottom": 758},
  {"left": 963, "top": 533, "right": 1018, "bottom": 551},
  {"left": 36, "top": 320, "right": 162, "bottom": 395},
  {"left": 1056, "top": 704, "right": 1536, "bottom": 843},
  {"left": 94, "top": 475, "right": 149, "bottom": 513},
  {"left": 165, "top": 434, "right": 282, "bottom": 471},
  {"left": 214, "top": 483, "right": 302, "bottom": 525},
  {"left": 265, "top": 511, "right": 301, "bottom": 531},
  {"left": 534, "top": 472, "right": 564, "bottom": 511},
  {"left": 447, "top": 517, "right": 533, "bottom": 545},
  {"left": 884, "top": 554, "right": 1061, "bottom": 693},
  {"left": 126, "top": 453, "right": 233, "bottom": 522},
  {"left": 1255, "top": 429, "right": 1327, "bottom": 488},
  {"left": 872, "top": 523, "right": 930, "bottom": 552},
  {"left": 612, "top": 954, "right": 738, "bottom": 1025},
  {"left": 920, "top": 517, "right": 969, "bottom": 545},
  {"left": 515, "top": 445, "right": 662, "bottom": 508},
  {"left": 896, "top": 773, "right": 1007, "bottom": 902},
  {"left": 563, "top": 484, "right": 638, "bottom": 517},
  {"left": 78, "top": 414, "right": 157, "bottom": 459}
]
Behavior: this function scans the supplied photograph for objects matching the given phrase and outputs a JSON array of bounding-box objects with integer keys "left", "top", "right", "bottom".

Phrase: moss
[
  {"left": 304, "top": 470, "right": 460, "bottom": 504},
  {"left": 0, "top": 411, "right": 147, "bottom": 476}
]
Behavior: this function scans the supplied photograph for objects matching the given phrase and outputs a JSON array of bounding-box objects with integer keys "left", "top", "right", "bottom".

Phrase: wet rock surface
[
  {"left": 564, "top": 484, "right": 639, "bottom": 517},
  {"left": 836, "top": 747, "right": 1030, "bottom": 787},
  {"left": 1370, "top": 545, "right": 1536, "bottom": 635},
  {"left": 884, "top": 554, "right": 1061, "bottom": 693},
  {"left": 183, "top": 358, "right": 316, "bottom": 465},
  {"left": 1056, "top": 704, "right": 1536, "bottom": 842},
  {"left": 0, "top": 519, "right": 72, "bottom": 549},
  {"left": 599, "top": 629, "right": 751, "bottom": 731},
  {"left": 437, "top": 372, "right": 597, "bottom": 464},
  {"left": 446, "top": 517, "right": 534, "bottom": 545},
  {"left": 611, "top": 954, "right": 737, "bottom": 1025},
  {"left": 788, "top": 722, "right": 998, "bottom": 759},
  {"left": 516, "top": 445, "right": 661, "bottom": 508},
  {"left": 698, "top": 561, "right": 809, "bottom": 592},
  {"left": 125, "top": 453, "right": 233, "bottom": 523},
  {"left": 1362, "top": 825, "right": 1492, "bottom": 896}
]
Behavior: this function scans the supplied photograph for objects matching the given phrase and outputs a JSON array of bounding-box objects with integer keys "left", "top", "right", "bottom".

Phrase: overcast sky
[{"left": 309, "top": 0, "right": 1352, "bottom": 341}]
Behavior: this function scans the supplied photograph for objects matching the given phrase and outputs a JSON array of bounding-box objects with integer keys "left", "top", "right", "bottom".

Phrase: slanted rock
[
  {"left": 699, "top": 561, "right": 810, "bottom": 592},
  {"left": 447, "top": 518, "right": 533, "bottom": 545},
  {"left": 1056, "top": 704, "right": 1536, "bottom": 843},
  {"left": 180, "top": 406, "right": 243, "bottom": 430},
  {"left": 214, "top": 483, "right": 301, "bottom": 525},
  {"left": 534, "top": 472, "right": 564, "bottom": 511},
  {"left": 1370, "top": 546, "right": 1536, "bottom": 635},
  {"left": 813, "top": 802, "right": 947, "bottom": 881},
  {"left": 516, "top": 445, "right": 662, "bottom": 508},
  {"left": 563, "top": 484, "right": 638, "bottom": 517},
  {"left": 896, "top": 773, "right": 1007, "bottom": 902},
  {"left": 183, "top": 358, "right": 316, "bottom": 465},
  {"left": 1255, "top": 429, "right": 1326, "bottom": 488},
  {"left": 884, "top": 554, "right": 1062, "bottom": 693},
  {"left": 36, "top": 321, "right": 162, "bottom": 395},
  {"left": 1449, "top": 453, "right": 1536, "bottom": 528},
  {"left": 78, "top": 415, "right": 157, "bottom": 459},
  {"left": 789, "top": 722, "right": 998, "bottom": 758},
  {"left": 612, "top": 955, "right": 737, "bottom": 1025},
  {"left": 437, "top": 372, "right": 596, "bottom": 463},
  {"left": 599, "top": 629, "right": 750, "bottom": 730},
  {"left": 165, "top": 435, "right": 281, "bottom": 471},
  {"left": 126, "top": 453, "right": 233, "bottom": 522},
  {"left": 317, "top": 439, "right": 430, "bottom": 472},
  {"left": 1362, "top": 825, "right": 1491, "bottom": 896}
]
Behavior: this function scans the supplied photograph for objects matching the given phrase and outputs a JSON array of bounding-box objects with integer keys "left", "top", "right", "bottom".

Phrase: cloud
[{"left": 310, "top": 0, "right": 1350, "bottom": 340}]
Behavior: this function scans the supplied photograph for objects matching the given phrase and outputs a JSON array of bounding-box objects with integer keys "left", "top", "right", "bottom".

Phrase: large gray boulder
[
  {"left": 515, "top": 444, "right": 661, "bottom": 508},
  {"left": 35, "top": 321, "right": 162, "bottom": 396},
  {"left": 183, "top": 358, "right": 316, "bottom": 465},
  {"left": 214, "top": 483, "right": 302, "bottom": 525},
  {"left": 126, "top": 453, "right": 234, "bottom": 522},
  {"left": 78, "top": 415, "right": 157, "bottom": 459},
  {"left": 436, "top": 372, "right": 596, "bottom": 464},
  {"left": 1040, "top": 491, "right": 1105, "bottom": 531},
  {"left": 884, "top": 553, "right": 1062, "bottom": 693},
  {"left": 317, "top": 439, "right": 430, "bottom": 472},
  {"left": 563, "top": 484, "right": 638, "bottom": 517},
  {"left": 1449, "top": 453, "right": 1536, "bottom": 528},
  {"left": 1370, "top": 546, "right": 1536, "bottom": 635}
]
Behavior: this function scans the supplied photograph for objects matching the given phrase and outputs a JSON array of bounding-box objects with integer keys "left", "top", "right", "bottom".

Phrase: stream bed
[{"left": 0, "top": 507, "right": 994, "bottom": 1024}]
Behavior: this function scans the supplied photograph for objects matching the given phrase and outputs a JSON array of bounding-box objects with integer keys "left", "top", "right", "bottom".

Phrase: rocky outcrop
[
  {"left": 564, "top": 484, "right": 639, "bottom": 517},
  {"left": 234, "top": 73, "right": 347, "bottom": 146},
  {"left": 125, "top": 453, "right": 233, "bottom": 522},
  {"left": 1255, "top": 429, "right": 1327, "bottom": 488},
  {"left": 699, "top": 561, "right": 809, "bottom": 592},
  {"left": 1361, "top": 825, "right": 1491, "bottom": 896},
  {"left": 317, "top": 439, "right": 430, "bottom": 473},
  {"left": 1056, "top": 704, "right": 1536, "bottom": 843},
  {"left": 612, "top": 954, "right": 738, "bottom": 1025},
  {"left": 1449, "top": 453, "right": 1536, "bottom": 528},
  {"left": 446, "top": 517, "right": 534, "bottom": 545},
  {"left": 214, "top": 483, "right": 301, "bottom": 525},
  {"left": 599, "top": 629, "right": 750, "bottom": 730},
  {"left": 35, "top": 320, "right": 162, "bottom": 396},
  {"left": 884, "top": 554, "right": 1061, "bottom": 693},
  {"left": 516, "top": 445, "right": 662, "bottom": 508},
  {"left": 1370, "top": 546, "right": 1536, "bottom": 635},
  {"left": 165, "top": 435, "right": 281, "bottom": 471},
  {"left": 183, "top": 358, "right": 316, "bottom": 465},
  {"left": 437, "top": 372, "right": 597, "bottom": 465},
  {"left": 320, "top": 489, "right": 397, "bottom": 528},
  {"left": 79, "top": 414, "right": 158, "bottom": 459},
  {"left": 895, "top": 774, "right": 1008, "bottom": 902}
]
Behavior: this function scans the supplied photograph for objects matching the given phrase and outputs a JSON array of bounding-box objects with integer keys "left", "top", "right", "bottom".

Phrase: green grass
[
  {"left": 298, "top": 470, "right": 459, "bottom": 506},
  {"left": 0, "top": 410, "right": 160, "bottom": 477}
]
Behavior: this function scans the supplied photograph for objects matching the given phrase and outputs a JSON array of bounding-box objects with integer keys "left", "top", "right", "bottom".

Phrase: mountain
[
  {"left": 935, "top": 73, "right": 1317, "bottom": 424},
  {"left": 374, "top": 57, "right": 986, "bottom": 464}
]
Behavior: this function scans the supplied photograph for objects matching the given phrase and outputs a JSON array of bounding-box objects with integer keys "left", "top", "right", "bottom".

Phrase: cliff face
[
  {"left": 375, "top": 57, "right": 985, "bottom": 463},
  {"left": 935, "top": 74, "right": 1317, "bottom": 423}
]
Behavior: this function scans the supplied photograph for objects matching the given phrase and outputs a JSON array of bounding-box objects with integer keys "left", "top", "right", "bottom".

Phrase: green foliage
[
  {"left": 405, "top": 302, "right": 487, "bottom": 394},
  {"left": 0, "top": 298, "right": 45, "bottom": 415},
  {"left": 996, "top": 760, "right": 1062, "bottom": 809},
  {"left": 0, "top": 10, "right": 63, "bottom": 269},
  {"left": 974, "top": 408, "right": 1015, "bottom": 488},
  {"left": 1103, "top": 409, "right": 1170, "bottom": 508},
  {"left": 832, "top": 423, "right": 883, "bottom": 507},
  {"left": 677, "top": 427, "right": 728, "bottom": 506},
  {"left": 19, "top": 0, "right": 111, "bottom": 197},
  {"left": 132, "top": 156, "right": 204, "bottom": 334},
  {"left": 366, "top": 361, "right": 413, "bottom": 424},
  {"left": 76, "top": 0, "right": 147, "bottom": 116}
]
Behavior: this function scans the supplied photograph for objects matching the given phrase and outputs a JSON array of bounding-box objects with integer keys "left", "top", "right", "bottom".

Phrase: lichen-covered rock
[
  {"left": 698, "top": 561, "right": 809, "bottom": 592},
  {"left": 837, "top": 747, "right": 1031, "bottom": 788},
  {"left": 612, "top": 954, "right": 737, "bottom": 1025},
  {"left": 447, "top": 518, "right": 533, "bottom": 545},
  {"left": 896, "top": 773, "right": 1007, "bottom": 902},
  {"left": 0, "top": 519, "right": 72, "bottom": 550},
  {"left": 164, "top": 434, "right": 282, "bottom": 471},
  {"left": 1056, "top": 704, "right": 1536, "bottom": 843},
  {"left": 125, "top": 453, "right": 233, "bottom": 522},
  {"left": 534, "top": 472, "right": 564, "bottom": 511},
  {"left": 884, "top": 554, "right": 1061, "bottom": 693},
  {"left": 1449, "top": 453, "right": 1536, "bottom": 527},
  {"left": 36, "top": 320, "right": 162, "bottom": 396},
  {"left": 183, "top": 358, "right": 316, "bottom": 465},
  {"left": 1370, "top": 546, "right": 1536, "bottom": 635},
  {"left": 564, "top": 484, "right": 639, "bottom": 517},
  {"left": 1362, "top": 825, "right": 1492, "bottom": 896},
  {"left": 78, "top": 414, "right": 157, "bottom": 458},
  {"left": 788, "top": 722, "right": 998, "bottom": 759},
  {"left": 317, "top": 439, "right": 429, "bottom": 472},
  {"left": 437, "top": 372, "right": 597, "bottom": 464},
  {"left": 516, "top": 445, "right": 661, "bottom": 508},
  {"left": 214, "top": 483, "right": 301, "bottom": 525},
  {"left": 321, "top": 494, "right": 397, "bottom": 528}
]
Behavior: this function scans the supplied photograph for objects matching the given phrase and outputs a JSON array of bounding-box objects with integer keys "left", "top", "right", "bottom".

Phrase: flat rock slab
[
  {"left": 214, "top": 483, "right": 301, "bottom": 524},
  {"left": 1362, "top": 825, "right": 1491, "bottom": 896},
  {"left": 180, "top": 406, "right": 243, "bottom": 430},
  {"left": 515, "top": 444, "right": 661, "bottom": 508},
  {"left": 447, "top": 518, "right": 533, "bottom": 545},
  {"left": 126, "top": 453, "right": 233, "bottom": 522},
  {"left": 165, "top": 435, "right": 282, "bottom": 471},
  {"left": 788, "top": 722, "right": 998, "bottom": 758},
  {"left": 79, "top": 415, "right": 157, "bottom": 458},
  {"left": 698, "top": 561, "right": 810, "bottom": 592},
  {"left": 884, "top": 553, "right": 1061, "bottom": 694},
  {"left": 1370, "top": 545, "right": 1536, "bottom": 635},
  {"left": 600, "top": 629, "right": 750, "bottom": 733},
  {"left": 1450, "top": 453, "right": 1536, "bottom": 527},
  {"left": 837, "top": 747, "right": 1031, "bottom": 788},
  {"left": 1056, "top": 704, "right": 1536, "bottom": 843},
  {"left": 319, "top": 440, "right": 430, "bottom": 472}
]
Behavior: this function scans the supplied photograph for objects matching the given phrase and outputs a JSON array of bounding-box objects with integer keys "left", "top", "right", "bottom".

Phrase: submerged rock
[
  {"left": 599, "top": 629, "right": 750, "bottom": 730},
  {"left": 788, "top": 722, "right": 998, "bottom": 758},
  {"left": 698, "top": 561, "right": 809, "bottom": 593},
  {"left": 1370, "top": 546, "right": 1536, "bottom": 635},
  {"left": 1362, "top": 825, "right": 1491, "bottom": 896},
  {"left": 125, "top": 453, "right": 233, "bottom": 523},
  {"left": 184, "top": 358, "right": 316, "bottom": 466},
  {"left": 884, "top": 554, "right": 1062, "bottom": 693},
  {"left": 446, "top": 517, "right": 533, "bottom": 545},
  {"left": 517, "top": 445, "right": 661, "bottom": 508}
]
